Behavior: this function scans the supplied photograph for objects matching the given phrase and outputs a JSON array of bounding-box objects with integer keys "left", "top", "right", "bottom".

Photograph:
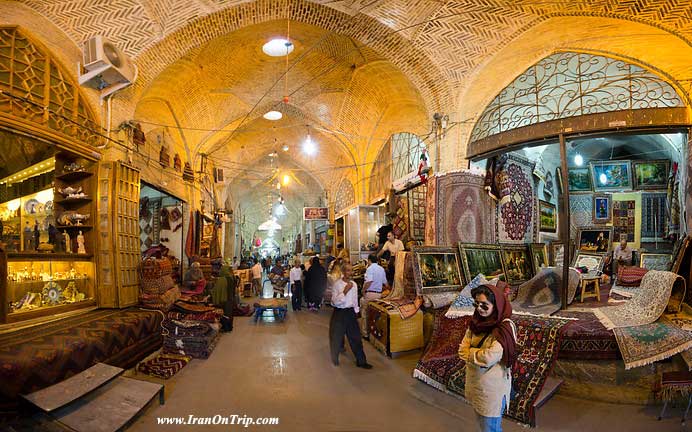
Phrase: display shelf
[
  {"left": 55, "top": 171, "right": 92, "bottom": 182},
  {"left": 7, "top": 252, "right": 93, "bottom": 260},
  {"left": 55, "top": 225, "right": 92, "bottom": 231},
  {"left": 6, "top": 299, "right": 96, "bottom": 323}
]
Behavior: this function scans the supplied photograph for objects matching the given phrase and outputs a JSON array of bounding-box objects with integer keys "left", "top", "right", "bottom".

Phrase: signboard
[{"left": 303, "top": 207, "right": 329, "bottom": 221}]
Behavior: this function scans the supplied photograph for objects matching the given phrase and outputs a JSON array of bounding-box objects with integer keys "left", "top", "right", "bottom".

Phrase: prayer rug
[
  {"left": 594, "top": 270, "right": 685, "bottom": 330},
  {"left": 432, "top": 170, "right": 496, "bottom": 245},
  {"left": 555, "top": 311, "right": 619, "bottom": 360},
  {"left": 641, "top": 193, "right": 668, "bottom": 242},
  {"left": 512, "top": 267, "right": 580, "bottom": 316},
  {"left": 613, "top": 317, "right": 692, "bottom": 370},
  {"left": 137, "top": 354, "right": 191, "bottom": 379},
  {"left": 496, "top": 155, "right": 536, "bottom": 244},
  {"left": 569, "top": 194, "right": 593, "bottom": 240}
]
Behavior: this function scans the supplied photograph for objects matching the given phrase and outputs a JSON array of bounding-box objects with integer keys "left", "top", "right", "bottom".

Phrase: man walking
[
  {"left": 251, "top": 259, "right": 262, "bottom": 297},
  {"left": 289, "top": 259, "right": 303, "bottom": 311},
  {"left": 330, "top": 262, "right": 373, "bottom": 369}
]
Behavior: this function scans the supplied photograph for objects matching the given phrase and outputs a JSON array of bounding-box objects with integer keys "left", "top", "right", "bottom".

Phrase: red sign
[{"left": 303, "top": 207, "right": 329, "bottom": 221}]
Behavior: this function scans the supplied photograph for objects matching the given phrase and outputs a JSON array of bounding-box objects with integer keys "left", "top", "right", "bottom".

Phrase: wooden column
[{"left": 559, "top": 133, "right": 571, "bottom": 309}]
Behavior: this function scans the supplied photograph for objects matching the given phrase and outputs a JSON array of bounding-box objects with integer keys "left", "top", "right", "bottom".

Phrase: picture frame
[
  {"left": 568, "top": 167, "right": 592, "bottom": 192},
  {"left": 412, "top": 245, "right": 463, "bottom": 294},
  {"left": 639, "top": 253, "right": 673, "bottom": 271},
  {"left": 458, "top": 243, "right": 505, "bottom": 283},
  {"left": 530, "top": 243, "right": 549, "bottom": 274},
  {"left": 538, "top": 200, "right": 557, "bottom": 233},
  {"left": 592, "top": 194, "right": 612, "bottom": 224},
  {"left": 500, "top": 245, "right": 533, "bottom": 285},
  {"left": 633, "top": 160, "right": 670, "bottom": 190},
  {"left": 550, "top": 240, "right": 575, "bottom": 266},
  {"left": 572, "top": 251, "right": 606, "bottom": 273},
  {"left": 589, "top": 160, "right": 632, "bottom": 192},
  {"left": 576, "top": 227, "right": 613, "bottom": 254},
  {"left": 671, "top": 237, "right": 691, "bottom": 274}
]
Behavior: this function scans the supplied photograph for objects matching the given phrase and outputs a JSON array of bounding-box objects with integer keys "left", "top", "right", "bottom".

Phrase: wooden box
[{"left": 366, "top": 300, "right": 424, "bottom": 357}]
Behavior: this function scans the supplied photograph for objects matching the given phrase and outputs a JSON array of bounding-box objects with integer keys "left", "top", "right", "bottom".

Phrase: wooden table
[{"left": 579, "top": 275, "right": 601, "bottom": 302}]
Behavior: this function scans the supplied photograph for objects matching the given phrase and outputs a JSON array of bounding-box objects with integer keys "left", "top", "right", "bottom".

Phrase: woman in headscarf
[
  {"left": 304, "top": 256, "right": 327, "bottom": 311},
  {"left": 459, "top": 284, "right": 517, "bottom": 432}
]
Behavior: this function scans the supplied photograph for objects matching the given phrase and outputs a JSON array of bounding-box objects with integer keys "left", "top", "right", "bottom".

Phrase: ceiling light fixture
[
  {"left": 282, "top": 144, "right": 289, "bottom": 152},
  {"left": 262, "top": 38, "right": 294, "bottom": 57},
  {"left": 574, "top": 154, "right": 584, "bottom": 166},
  {"left": 263, "top": 110, "right": 283, "bottom": 121},
  {"left": 282, "top": 174, "right": 290, "bottom": 185},
  {"left": 303, "top": 126, "right": 317, "bottom": 156}
]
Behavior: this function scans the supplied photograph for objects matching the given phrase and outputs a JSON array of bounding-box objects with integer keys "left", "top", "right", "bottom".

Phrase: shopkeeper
[
  {"left": 360, "top": 254, "right": 388, "bottom": 337},
  {"left": 377, "top": 231, "right": 405, "bottom": 285}
]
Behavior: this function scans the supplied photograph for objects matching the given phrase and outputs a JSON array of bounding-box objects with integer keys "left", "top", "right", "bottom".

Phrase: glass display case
[
  {"left": 0, "top": 198, "right": 21, "bottom": 252},
  {"left": 343, "top": 205, "right": 384, "bottom": 262},
  {"left": 3, "top": 255, "right": 95, "bottom": 322},
  {"left": 19, "top": 188, "right": 55, "bottom": 251}
]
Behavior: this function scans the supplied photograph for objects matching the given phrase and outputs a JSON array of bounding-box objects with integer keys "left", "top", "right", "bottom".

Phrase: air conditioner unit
[{"left": 78, "top": 36, "right": 137, "bottom": 99}]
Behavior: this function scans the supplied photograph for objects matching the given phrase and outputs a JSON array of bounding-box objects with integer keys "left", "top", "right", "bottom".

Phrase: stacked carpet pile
[
  {"left": 140, "top": 257, "right": 181, "bottom": 311},
  {"left": 161, "top": 300, "right": 223, "bottom": 359}
]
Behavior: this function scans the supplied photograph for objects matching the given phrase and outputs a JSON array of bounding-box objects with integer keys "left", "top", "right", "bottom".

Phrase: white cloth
[
  {"left": 289, "top": 267, "right": 303, "bottom": 283},
  {"left": 331, "top": 278, "right": 360, "bottom": 313},
  {"left": 251, "top": 263, "right": 262, "bottom": 279},
  {"left": 381, "top": 238, "right": 405, "bottom": 256},
  {"left": 364, "top": 263, "right": 387, "bottom": 293}
]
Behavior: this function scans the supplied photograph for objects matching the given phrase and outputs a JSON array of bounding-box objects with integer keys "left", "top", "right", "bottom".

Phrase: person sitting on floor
[{"left": 182, "top": 261, "right": 206, "bottom": 295}]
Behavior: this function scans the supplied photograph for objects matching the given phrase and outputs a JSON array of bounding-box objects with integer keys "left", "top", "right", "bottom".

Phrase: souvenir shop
[{"left": 139, "top": 183, "right": 185, "bottom": 278}]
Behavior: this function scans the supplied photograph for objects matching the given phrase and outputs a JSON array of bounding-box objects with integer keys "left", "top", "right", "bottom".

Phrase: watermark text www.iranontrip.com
[{"left": 156, "top": 415, "right": 279, "bottom": 427}]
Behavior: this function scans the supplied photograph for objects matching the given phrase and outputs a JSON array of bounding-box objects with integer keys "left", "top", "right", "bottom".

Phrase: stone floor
[{"left": 128, "top": 291, "right": 684, "bottom": 432}]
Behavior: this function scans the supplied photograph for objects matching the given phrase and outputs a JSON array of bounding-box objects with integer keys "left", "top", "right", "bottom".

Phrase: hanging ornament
[
  {"left": 418, "top": 148, "right": 430, "bottom": 184},
  {"left": 173, "top": 153, "right": 182, "bottom": 172},
  {"left": 182, "top": 162, "right": 195, "bottom": 182}
]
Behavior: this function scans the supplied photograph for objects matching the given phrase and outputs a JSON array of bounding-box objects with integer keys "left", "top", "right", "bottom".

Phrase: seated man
[
  {"left": 182, "top": 261, "right": 206, "bottom": 295},
  {"left": 269, "top": 259, "right": 288, "bottom": 298},
  {"left": 612, "top": 235, "right": 634, "bottom": 279}
]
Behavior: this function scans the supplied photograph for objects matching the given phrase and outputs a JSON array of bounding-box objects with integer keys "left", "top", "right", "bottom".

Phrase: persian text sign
[{"left": 303, "top": 207, "right": 329, "bottom": 221}]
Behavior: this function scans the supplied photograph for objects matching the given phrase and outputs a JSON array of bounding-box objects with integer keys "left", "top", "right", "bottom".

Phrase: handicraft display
[
  {"left": 458, "top": 243, "right": 505, "bottom": 283},
  {"left": 641, "top": 192, "right": 667, "bottom": 241},
  {"left": 411, "top": 246, "right": 463, "bottom": 295},
  {"left": 612, "top": 199, "right": 636, "bottom": 243},
  {"left": 538, "top": 200, "right": 556, "bottom": 233},
  {"left": 589, "top": 161, "right": 632, "bottom": 192},
  {"left": 500, "top": 245, "right": 533, "bottom": 285},
  {"left": 572, "top": 251, "right": 605, "bottom": 273},
  {"left": 640, "top": 253, "right": 673, "bottom": 271},
  {"left": 592, "top": 194, "right": 612, "bottom": 224},
  {"left": 576, "top": 227, "right": 613, "bottom": 253},
  {"left": 633, "top": 160, "right": 670, "bottom": 190}
]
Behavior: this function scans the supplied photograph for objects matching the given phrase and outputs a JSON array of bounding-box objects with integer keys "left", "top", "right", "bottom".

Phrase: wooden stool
[
  {"left": 657, "top": 371, "right": 692, "bottom": 425},
  {"left": 579, "top": 276, "right": 601, "bottom": 302}
]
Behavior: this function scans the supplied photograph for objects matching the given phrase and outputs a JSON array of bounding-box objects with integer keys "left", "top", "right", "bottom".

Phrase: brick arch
[{"left": 125, "top": 0, "right": 452, "bottom": 117}]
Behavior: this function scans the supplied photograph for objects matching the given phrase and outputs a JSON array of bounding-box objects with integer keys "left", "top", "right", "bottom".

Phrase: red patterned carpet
[{"left": 0, "top": 308, "right": 163, "bottom": 416}]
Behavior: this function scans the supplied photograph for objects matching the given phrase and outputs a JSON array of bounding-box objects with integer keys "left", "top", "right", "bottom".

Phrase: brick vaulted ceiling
[{"left": 11, "top": 0, "right": 692, "bottom": 212}]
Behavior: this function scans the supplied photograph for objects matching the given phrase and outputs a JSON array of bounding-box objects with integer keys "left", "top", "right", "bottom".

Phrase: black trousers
[
  {"left": 329, "top": 307, "right": 366, "bottom": 365},
  {"left": 291, "top": 281, "right": 302, "bottom": 311}
]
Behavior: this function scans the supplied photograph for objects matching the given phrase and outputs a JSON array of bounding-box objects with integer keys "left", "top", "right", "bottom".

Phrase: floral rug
[
  {"left": 613, "top": 317, "right": 692, "bottom": 370},
  {"left": 594, "top": 270, "right": 685, "bottom": 330},
  {"left": 512, "top": 267, "right": 580, "bottom": 316},
  {"left": 555, "top": 311, "right": 620, "bottom": 360},
  {"left": 495, "top": 154, "right": 536, "bottom": 244},
  {"left": 413, "top": 307, "right": 569, "bottom": 426}
]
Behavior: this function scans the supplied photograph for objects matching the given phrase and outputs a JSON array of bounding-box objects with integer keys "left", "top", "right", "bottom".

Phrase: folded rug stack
[
  {"left": 140, "top": 257, "right": 180, "bottom": 311},
  {"left": 162, "top": 300, "right": 223, "bottom": 359}
]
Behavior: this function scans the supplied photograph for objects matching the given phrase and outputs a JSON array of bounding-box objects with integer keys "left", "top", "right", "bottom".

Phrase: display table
[
  {"left": 366, "top": 300, "right": 423, "bottom": 357},
  {"left": 579, "top": 275, "right": 601, "bottom": 302}
]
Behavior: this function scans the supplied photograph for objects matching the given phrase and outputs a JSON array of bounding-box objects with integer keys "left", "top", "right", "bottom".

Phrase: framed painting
[
  {"left": 633, "top": 160, "right": 670, "bottom": 190},
  {"left": 500, "top": 245, "right": 533, "bottom": 285},
  {"left": 539, "top": 200, "right": 557, "bottom": 233},
  {"left": 576, "top": 227, "right": 613, "bottom": 254},
  {"left": 639, "top": 253, "right": 672, "bottom": 271},
  {"left": 530, "top": 243, "right": 548, "bottom": 273},
  {"left": 671, "top": 237, "right": 691, "bottom": 274},
  {"left": 458, "top": 243, "right": 505, "bottom": 283},
  {"left": 568, "top": 167, "right": 592, "bottom": 192},
  {"left": 589, "top": 160, "right": 632, "bottom": 192},
  {"left": 412, "top": 246, "right": 463, "bottom": 294},
  {"left": 592, "top": 194, "right": 612, "bottom": 224},
  {"left": 572, "top": 251, "right": 606, "bottom": 273}
]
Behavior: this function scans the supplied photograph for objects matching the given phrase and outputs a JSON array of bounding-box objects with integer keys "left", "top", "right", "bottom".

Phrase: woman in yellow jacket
[{"left": 459, "top": 284, "right": 517, "bottom": 432}]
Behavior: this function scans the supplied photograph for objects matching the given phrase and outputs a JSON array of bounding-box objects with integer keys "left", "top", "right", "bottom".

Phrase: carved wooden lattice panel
[
  {"left": 114, "top": 163, "right": 141, "bottom": 307},
  {"left": 0, "top": 26, "right": 104, "bottom": 147},
  {"left": 334, "top": 178, "right": 355, "bottom": 215}
]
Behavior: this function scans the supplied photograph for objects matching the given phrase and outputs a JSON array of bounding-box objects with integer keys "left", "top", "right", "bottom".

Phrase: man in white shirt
[
  {"left": 377, "top": 231, "right": 405, "bottom": 285},
  {"left": 330, "top": 262, "right": 373, "bottom": 369},
  {"left": 360, "top": 254, "right": 388, "bottom": 337},
  {"left": 289, "top": 259, "right": 303, "bottom": 311},
  {"left": 251, "top": 259, "right": 263, "bottom": 297},
  {"left": 231, "top": 256, "right": 239, "bottom": 270}
]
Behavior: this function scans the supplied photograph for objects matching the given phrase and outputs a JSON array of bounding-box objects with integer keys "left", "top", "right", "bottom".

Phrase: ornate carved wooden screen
[
  {"left": 470, "top": 51, "right": 686, "bottom": 143},
  {"left": 334, "top": 178, "right": 355, "bottom": 215},
  {"left": 0, "top": 26, "right": 104, "bottom": 147}
]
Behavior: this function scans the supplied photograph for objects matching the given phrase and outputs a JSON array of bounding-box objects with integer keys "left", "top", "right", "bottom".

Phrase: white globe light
[
  {"left": 599, "top": 173, "right": 608, "bottom": 185},
  {"left": 262, "top": 39, "right": 294, "bottom": 57},
  {"left": 263, "top": 110, "right": 283, "bottom": 121},
  {"left": 574, "top": 154, "right": 583, "bottom": 166},
  {"left": 303, "top": 136, "right": 317, "bottom": 156}
]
